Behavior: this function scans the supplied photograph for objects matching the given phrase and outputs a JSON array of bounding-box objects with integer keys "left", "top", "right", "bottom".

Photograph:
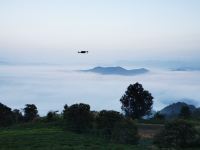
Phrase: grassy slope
[
  {"left": 0, "top": 123, "right": 148, "bottom": 150},
  {"left": 0, "top": 122, "right": 199, "bottom": 150}
]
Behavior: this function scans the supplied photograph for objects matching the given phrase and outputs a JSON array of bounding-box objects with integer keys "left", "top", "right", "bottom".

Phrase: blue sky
[{"left": 0, "top": 0, "right": 200, "bottom": 65}]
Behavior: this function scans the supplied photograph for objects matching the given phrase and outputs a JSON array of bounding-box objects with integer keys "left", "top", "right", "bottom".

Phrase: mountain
[
  {"left": 80, "top": 66, "right": 149, "bottom": 76},
  {"left": 171, "top": 67, "right": 200, "bottom": 71},
  {"left": 159, "top": 102, "right": 196, "bottom": 118}
]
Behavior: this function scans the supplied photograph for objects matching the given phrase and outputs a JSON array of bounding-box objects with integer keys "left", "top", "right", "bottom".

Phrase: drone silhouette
[{"left": 78, "top": 51, "right": 88, "bottom": 54}]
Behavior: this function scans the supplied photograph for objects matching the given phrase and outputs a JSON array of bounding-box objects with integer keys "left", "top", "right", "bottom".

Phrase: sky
[
  {"left": 0, "top": 1, "right": 200, "bottom": 114},
  {"left": 0, "top": 0, "right": 200, "bottom": 65}
]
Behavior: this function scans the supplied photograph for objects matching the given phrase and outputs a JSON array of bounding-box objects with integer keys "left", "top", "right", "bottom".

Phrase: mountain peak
[
  {"left": 80, "top": 66, "right": 149, "bottom": 76},
  {"left": 159, "top": 101, "right": 196, "bottom": 118}
]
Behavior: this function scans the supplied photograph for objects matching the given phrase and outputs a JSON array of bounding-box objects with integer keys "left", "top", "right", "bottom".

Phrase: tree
[
  {"left": 96, "top": 110, "right": 123, "bottom": 137},
  {"left": 0, "top": 103, "right": 14, "bottom": 126},
  {"left": 63, "top": 103, "right": 93, "bottom": 133},
  {"left": 154, "top": 119, "right": 200, "bottom": 149},
  {"left": 23, "top": 104, "right": 38, "bottom": 122},
  {"left": 13, "top": 109, "right": 23, "bottom": 123},
  {"left": 120, "top": 82, "right": 153, "bottom": 119},
  {"left": 179, "top": 105, "right": 191, "bottom": 119},
  {"left": 46, "top": 111, "right": 59, "bottom": 122}
]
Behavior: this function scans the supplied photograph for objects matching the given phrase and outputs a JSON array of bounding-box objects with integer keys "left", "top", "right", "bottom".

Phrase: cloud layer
[{"left": 0, "top": 65, "right": 199, "bottom": 115}]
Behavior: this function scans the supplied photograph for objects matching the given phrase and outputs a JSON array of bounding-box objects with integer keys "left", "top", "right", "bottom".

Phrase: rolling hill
[
  {"left": 159, "top": 102, "right": 196, "bottom": 118},
  {"left": 80, "top": 66, "right": 149, "bottom": 76}
]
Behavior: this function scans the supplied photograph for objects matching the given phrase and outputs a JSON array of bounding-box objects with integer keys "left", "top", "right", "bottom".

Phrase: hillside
[
  {"left": 159, "top": 102, "right": 196, "bottom": 118},
  {"left": 172, "top": 67, "right": 200, "bottom": 71},
  {"left": 0, "top": 123, "right": 148, "bottom": 150},
  {"left": 80, "top": 67, "right": 149, "bottom": 76},
  {"left": 1, "top": 122, "right": 199, "bottom": 150}
]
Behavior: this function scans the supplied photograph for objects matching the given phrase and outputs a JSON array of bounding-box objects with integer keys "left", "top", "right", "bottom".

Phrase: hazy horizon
[{"left": 0, "top": 64, "right": 199, "bottom": 115}]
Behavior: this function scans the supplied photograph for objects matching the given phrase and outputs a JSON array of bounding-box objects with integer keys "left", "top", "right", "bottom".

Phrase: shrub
[
  {"left": 63, "top": 103, "right": 93, "bottom": 133},
  {"left": 46, "top": 111, "right": 59, "bottom": 122},
  {"left": 0, "top": 103, "right": 14, "bottom": 127},
  {"left": 154, "top": 119, "right": 200, "bottom": 149},
  {"left": 192, "top": 108, "right": 200, "bottom": 120},
  {"left": 112, "top": 119, "right": 139, "bottom": 145},
  {"left": 179, "top": 105, "right": 191, "bottom": 119},
  {"left": 13, "top": 109, "right": 23, "bottom": 123},
  {"left": 96, "top": 110, "right": 123, "bottom": 138},
  {"left": 23, "top": 104, "right": 38, "bottom": 122}
]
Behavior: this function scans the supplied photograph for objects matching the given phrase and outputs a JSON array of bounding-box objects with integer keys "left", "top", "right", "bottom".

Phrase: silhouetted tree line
[
  {"left": 0, "top": 82, "right": 200, "bottom": 147},
  {"left": 0, "top": 103, "right": 38, "bottom": 127},
  {"left": 154, "top": 119, "right": 200, "bottom": 149},
  {"left": 62, "top": 103, "right": 139, "bottom": 144}
]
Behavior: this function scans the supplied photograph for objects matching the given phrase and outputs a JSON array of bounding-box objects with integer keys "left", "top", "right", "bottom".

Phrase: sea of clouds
[{"left": 0, "top": 64, "right": 200, "bottom": 115}]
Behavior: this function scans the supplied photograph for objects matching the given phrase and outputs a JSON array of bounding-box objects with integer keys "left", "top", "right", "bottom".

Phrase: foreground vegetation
[
  {"left": 0, "top": 122, "right": 200, "bottom": 150},
  {"left": 0, "top": 122, "right": 149, "bottom": 150},
  {"left": 0, "top": 82, "right": 200, "bottom": 149}
]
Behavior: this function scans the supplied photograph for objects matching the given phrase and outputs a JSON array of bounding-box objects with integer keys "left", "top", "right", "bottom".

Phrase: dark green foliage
[
  {"left": 46, "top": 111, "right": 59, "bottom": 122},
  {"left": 23, "top": 104, "right": 38, "bottom": 122},
  {"left": 192, "top": 108, "right": 200, "bottom": 120},
  {"left": 0, "top": 103, "right": 14, "bottom": 127},
  {"left": 179, "top": 105, "right": 191, "bottom": 119},
  {"left": 154, "top": 119, "right": 200, "bottom": 149},
  {"left": 63, "top": 104, "right": 68, "bottom": 111},
  {"left": 96, "top": 110, "right": 123, "bottom": 137},
  {"left": 0, "top": 123, "right": 142, "bottom": 150},
  {"left": 63, "top": 103, "right": 93, "bottom": 133},
  {"left": 13, "top": 109, "right": 23, "bottom": 123},
  {"left": 112, "top": 119, "right": 139, "bottom": 145},
  {"left": 153, "top": 112, "right": 165, "bottom": 120},
  {"left": 120, "top": 82, "right": 153, "bottom": 119}
]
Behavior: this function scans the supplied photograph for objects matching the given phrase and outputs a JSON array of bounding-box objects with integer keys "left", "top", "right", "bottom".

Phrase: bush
[
  {"left": 13, "top": 109, "right": 23, "bottom": 123},
  {"left": 23, "top": 104, "right": 38, "bottom": 122},
  {"left": 63, "top": 103, "right": 93, "bottom": 133},
  {"left": 154, "top": 119, "right": 200, "bottom": 149},
  {"left": 112, "top": 119, "right": 139, "bottom": 145},
  {"left": 179, "top": 105, "right": 191, "bottom": 119},
  {"left": 0, "top": 103, "right": 14, "bottom": 127},
  {"left": 192, "top": 108, "right": 200, "bottom": 120},
  {"left": 96, "top": 110, "right": 123, "bottom": 138},
  {"left": 46, "top": 111, "right": 59, "bottom": 122}
]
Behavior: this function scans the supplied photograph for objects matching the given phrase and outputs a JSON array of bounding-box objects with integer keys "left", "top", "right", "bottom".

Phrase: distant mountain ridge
[
  {"left": 80, "top": 66, "right": 149, "bottom": 76},
  {"left": 171, "top": 67, "right": 200, "bottom": 71},
  {"left": 159, "top": 102, "right": 196, "bottom": 118}
]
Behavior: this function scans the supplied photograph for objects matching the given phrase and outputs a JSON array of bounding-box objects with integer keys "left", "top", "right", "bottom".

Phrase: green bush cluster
[
  {"left": 0, "top": 103, "right": 15, "bottom": 126},
  {"left": 0, "top": 102, "right": 140, "bottom": 145},
  {"left": 46, "top": 111, "right": 60, "bottom": 122},
  {"left": 0, "top": 103, "right": 38, "bottom": 127},
  {"left": 63, "top": 103, "right": 93, "bottom": 133},
  {"left": 154, "top": 119, "right": 200, "bottom": 149},
  {"left": 63, "top": 105, "right": 140, "bottom": 145},
  {"left": 95, "top": 110, "right": 123, "bottom": 138}
]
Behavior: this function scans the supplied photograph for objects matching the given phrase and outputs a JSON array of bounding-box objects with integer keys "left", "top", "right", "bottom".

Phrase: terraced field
[
  {"left": 0, "top": 123, "right": 148, "bottom": 150},
  {"left": 0, "top": 123, "right": 199, "bottom": 150}
]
